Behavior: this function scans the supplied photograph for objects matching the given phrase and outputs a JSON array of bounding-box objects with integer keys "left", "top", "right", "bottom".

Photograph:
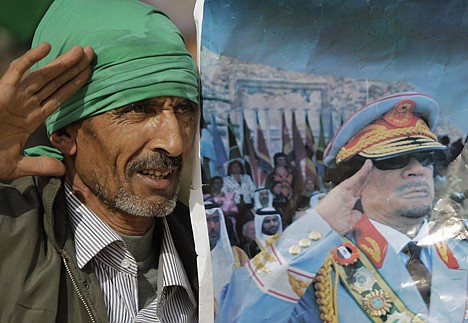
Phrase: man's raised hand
[
  {"left": 0, "top": 42, "right": 94, "bottom": 180},
  {"left": 315, "top": 160, "right": 373, "bottom": 234}
]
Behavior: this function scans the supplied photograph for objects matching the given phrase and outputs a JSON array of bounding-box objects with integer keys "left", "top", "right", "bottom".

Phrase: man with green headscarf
[{"left": 0, "top": 0, "right": 209, "bottom": 322}]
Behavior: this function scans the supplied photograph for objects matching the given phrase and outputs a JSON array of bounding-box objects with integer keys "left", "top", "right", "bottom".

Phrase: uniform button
[
  {"left": 121, "top": 258, "right": 131, "bottom": 268},
  {"left": 299, "top": 238, "right": 311, "bottom": 248},
  {"left": 309, "top": 231, "right": 322, "bottom": 241},
  {"left": 288, "top": 245, "right": 301, "bottom": 255}
]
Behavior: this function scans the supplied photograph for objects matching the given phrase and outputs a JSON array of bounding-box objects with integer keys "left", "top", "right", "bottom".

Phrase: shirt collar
[
  {"left": 65, "top": 184, "right": 196, "bottom": 306},
  {"left": 65, "top": 183, "right": 125, "bottom": 269},
  {"left": 370, "top": 219, "right": 430, "bottom": 254}
]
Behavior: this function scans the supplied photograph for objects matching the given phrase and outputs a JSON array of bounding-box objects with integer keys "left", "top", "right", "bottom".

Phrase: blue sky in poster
[{"left": 201, "top": 0, "right": 468, "bottom": 132}]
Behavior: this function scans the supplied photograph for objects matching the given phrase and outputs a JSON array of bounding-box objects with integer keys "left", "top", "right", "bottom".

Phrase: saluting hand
[
  {"left": 315, "top": 160, "right": 373, "bottom": 234},
  {"left": 0, "top": 42, "right": 94, "bottom": 180}
]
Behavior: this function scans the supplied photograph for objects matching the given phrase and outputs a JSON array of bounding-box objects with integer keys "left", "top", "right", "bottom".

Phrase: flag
[
  {"left": 255, "top": 111, "right": 273, "bottom": 186},
  {"left": 211, "top": 114, "right": 228, "bottom": 176},
  {"left": 316, "top": 110, "right": 326, "bottom": 162},
  {"left": 200, "top": 126, "right": 215, "bottom": 181},
  {"left": 242, "top": 115, "right": 259, "bottom": 186},
  {"left": 292, "top": 111, "right": 306, "bottom": 169},
  {"left": 327, "top": 110, "right": 335, "bottom": 144},
  {"left": 305, "top": 112, "right": 319, "bottom": 181},
  {"left": 281, "top": 111, "right": 294, "bottom": 166},
  {"left": 316, "top": 110, "right": 326, "bottom": 178},
  {"left": 227, "top": 115, "right": 242, "bottom": 160}
]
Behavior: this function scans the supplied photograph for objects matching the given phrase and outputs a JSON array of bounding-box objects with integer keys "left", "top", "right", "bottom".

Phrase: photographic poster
[{"left": 195, "top": 0, "right": 468, "bottom": 322}]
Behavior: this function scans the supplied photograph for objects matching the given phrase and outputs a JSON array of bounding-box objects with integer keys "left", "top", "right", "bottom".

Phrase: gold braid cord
[
  {"left": 288, "top": 272, "right": 312, "bottom": 298},
  {"left": 314, "top": 254, "right": 338, "bottom": 323},
  {"left": 337, "top": 120, "right": 436, "bottom": 162}
]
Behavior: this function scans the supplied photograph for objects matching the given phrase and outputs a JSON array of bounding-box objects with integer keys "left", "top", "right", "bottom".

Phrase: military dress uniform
[{"left": 215, "top": 93, "right": 468, "bottom": 323}]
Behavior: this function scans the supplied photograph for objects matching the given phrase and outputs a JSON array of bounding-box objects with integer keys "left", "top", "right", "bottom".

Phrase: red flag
[
  {"left": 243, "top": 115, "right": 259, "bottom": 187},
  {"left": 255, "top": 112, "right": 273, "bottom": 186},
  {"left": 281, "top": 111, "right": 294, "bottom": 166},
  {"left": 227, "top": 116, "right": 242, "bottom": 160},
  {"left": 292, "top": 111, "right": 305, "bottom": 168}
]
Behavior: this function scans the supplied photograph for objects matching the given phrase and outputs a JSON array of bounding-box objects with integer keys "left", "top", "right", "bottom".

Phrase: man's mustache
[
  {"left": 396, "top": 181, "right": 430, "bottom": 192},
  {"left": 127, "top": 153, "right": 182, "bottom": 174}
]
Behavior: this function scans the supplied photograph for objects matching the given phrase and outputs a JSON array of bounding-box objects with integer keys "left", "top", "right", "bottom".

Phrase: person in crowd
[
  {"left": 271, "top": 180, "right": 289, "bottom": 216},
  {"left": 241, "top": 219, "right": 256, "bottom": 254},
  {"left": 0, "top": 0, "right": 208, "bottom": 321},
  {"left": 205, "top": 202, "right": 248, "bottom": 312},
  {"left": 265, "top": 152, "right": 297, "bottom": 199},
  {"left": 244, "top": 207, "right": 283, "bottom": 258},
  {"left": 253, "top": 187, "right": 274, "bottom": 210},
  {"left": 296, "top": 177, "right": 320, "bottom": 210},
  {"left": 216, "top": 92, "right": 467, "bottom": 323},
  {"left": 204, "top": 176, "right": 236, "bottom": 213},
  {"left": 222, "top": 159, "right": 256, "bottom": 210},
  {"left": 222, "top": 159, "right": 256, "bottom": 243},
  {"left": 204, "top": 176, "right": 239, "bottom": 244}
]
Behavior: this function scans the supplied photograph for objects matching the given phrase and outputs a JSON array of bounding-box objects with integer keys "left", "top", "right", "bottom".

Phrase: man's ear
[{"left": 50, "top": 126, "right": 77, "bottom": 156}]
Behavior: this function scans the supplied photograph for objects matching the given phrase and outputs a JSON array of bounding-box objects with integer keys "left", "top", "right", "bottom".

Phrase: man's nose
[
  {"left": 147, "top": 108, "right": 183, "bottom": 157},
  {"left": 403, "top": 157, "right": 429, "bottom": 176},
  {"left": 207, "top": 220, "right": 215, "bottom": 229}
]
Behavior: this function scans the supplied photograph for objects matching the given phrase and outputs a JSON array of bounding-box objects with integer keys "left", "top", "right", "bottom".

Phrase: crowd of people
[{"left": 203, "top": 151, "right": 326, "bottom": 261}]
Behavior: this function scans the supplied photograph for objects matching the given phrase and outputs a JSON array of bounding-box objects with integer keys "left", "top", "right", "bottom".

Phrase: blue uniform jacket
[{"left": 216, "top": 209, "right": 468, "bottom": 323}]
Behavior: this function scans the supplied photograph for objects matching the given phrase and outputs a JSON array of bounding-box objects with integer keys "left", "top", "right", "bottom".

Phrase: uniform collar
[{"left": 370, "top": 218, "right": 430, "bottom": 254}]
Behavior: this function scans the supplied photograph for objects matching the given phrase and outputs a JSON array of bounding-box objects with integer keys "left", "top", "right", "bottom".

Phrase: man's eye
[
  {"left": 175, "top": 102, "right": 197, "bottom": 114},
  {"left": 123, "top": 104, "right": 153, "bottom": 114},
  {"left": 131, "top": 106, "right": 144, "bottom": 113}
]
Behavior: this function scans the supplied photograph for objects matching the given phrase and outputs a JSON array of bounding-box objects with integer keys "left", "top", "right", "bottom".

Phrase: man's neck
[{"left": 66, "top": 176, "right": 153, "bottom": 236}]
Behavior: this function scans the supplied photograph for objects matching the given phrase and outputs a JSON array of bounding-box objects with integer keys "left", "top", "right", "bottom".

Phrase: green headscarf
[{"left": 26, "top": 0, "right": 199, "bottom": 157}]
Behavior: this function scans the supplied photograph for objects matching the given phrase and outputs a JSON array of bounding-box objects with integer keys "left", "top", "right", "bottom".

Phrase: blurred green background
[
  {"left": 0, "top": 0, "right": 52, "bottom": 45},
  {"left": 0, "top": 0, "right": 197, "bottom": 74}
]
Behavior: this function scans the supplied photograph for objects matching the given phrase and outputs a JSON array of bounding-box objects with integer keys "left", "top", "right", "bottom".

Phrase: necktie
[{"left": 403, "top": 242, "right": 431, "bottom": 305}]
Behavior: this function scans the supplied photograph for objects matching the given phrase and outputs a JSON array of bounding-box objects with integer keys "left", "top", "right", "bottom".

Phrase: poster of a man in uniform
[{"left": 195, "top": 1, "right": 468, "bottom": 322}]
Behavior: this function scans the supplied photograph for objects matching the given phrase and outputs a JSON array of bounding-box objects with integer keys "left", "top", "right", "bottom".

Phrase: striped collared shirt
[{"left": 65, "top": 184, "right": 197, "bottom": 322}]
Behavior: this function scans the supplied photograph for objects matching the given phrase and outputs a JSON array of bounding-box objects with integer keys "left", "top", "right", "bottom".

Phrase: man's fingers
[
  {"left": 40, "top": 64, "right": 93, "bottom": 118},
  {"left": 34, "top": 47, "right": 94, "bottom": 104},
  {"left": 340, "top": 159, "right": 373, "bottom": 193},
  {"left": 1, "top": 43, "right": 52, "bottom": 86},
  {"left": 16, "top": 156, "right": 66, "bottom": 179},
  {"left": 24, "top": 45, "right": 87, "bottom": 95}
]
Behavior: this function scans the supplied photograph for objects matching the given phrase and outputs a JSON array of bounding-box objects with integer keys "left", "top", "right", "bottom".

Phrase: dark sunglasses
[{"left": 356, "top": 152, "right": 435, "bottom": 170}]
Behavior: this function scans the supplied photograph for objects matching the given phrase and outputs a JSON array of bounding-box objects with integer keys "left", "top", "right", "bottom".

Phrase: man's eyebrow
[
  {"left": 136, "top": 98, "right": 196, "bottom": 106},
  {"left": 177, "top": 98, "right": 197, "bottom": 107},
  {"left": 118, "top": 98, "right": 154, "bottom": 109}
]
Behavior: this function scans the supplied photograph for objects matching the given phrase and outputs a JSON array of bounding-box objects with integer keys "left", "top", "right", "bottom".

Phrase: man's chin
[
  {"left": 110, "top": 192, "right": 178, "bottom": 218},
  {"left": 398, "top": 205, "right": 432, "bottom": 219}
]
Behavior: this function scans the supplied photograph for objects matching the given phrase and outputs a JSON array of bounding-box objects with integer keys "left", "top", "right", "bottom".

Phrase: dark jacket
[{"left": 0, "top": 176, "right": 199, "bottom": 322}]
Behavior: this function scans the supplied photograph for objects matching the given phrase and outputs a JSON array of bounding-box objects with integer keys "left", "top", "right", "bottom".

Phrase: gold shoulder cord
[{"left": 314, "top": 254, "right": 339, "bottom": 323}]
